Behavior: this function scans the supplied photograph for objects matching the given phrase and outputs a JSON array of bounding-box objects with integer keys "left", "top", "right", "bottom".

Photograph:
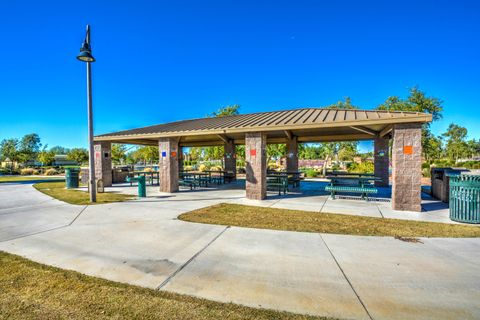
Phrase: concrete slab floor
[{"left": 1, "top": 182, "right": 479, "bottom": 320}]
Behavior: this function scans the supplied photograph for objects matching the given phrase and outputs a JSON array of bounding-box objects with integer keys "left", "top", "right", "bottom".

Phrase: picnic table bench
[
  {"left": 127, "top": 171, "right": 159, "bottom": 186},
  {"left": 267, "top": 175, "right": 288, "bottom": 195},
  {"left": 267, "top": 171, "right": 303, "bottom": 189},
  {"left": 325, "top": 175, "right": 380, "bottom": 200}
]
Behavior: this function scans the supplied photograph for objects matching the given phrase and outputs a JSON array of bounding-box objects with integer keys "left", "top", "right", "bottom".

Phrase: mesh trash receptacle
[
  {"left": 449, "top": 174, "right": 480, "bottom": 224},
  {"left": 65, "top": 168, "right": 80, "bottom": 189}
]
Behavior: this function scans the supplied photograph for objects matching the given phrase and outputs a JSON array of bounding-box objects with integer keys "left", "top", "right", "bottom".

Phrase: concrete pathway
[{"left": 0, "top": 182, "right": 479, "bottom": 320}]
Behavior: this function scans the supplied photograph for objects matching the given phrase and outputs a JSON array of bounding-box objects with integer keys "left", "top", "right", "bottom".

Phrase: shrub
[
  {"left": 20, "top": 168, "right": 36, "bottom": 175},
  {"left": 44, "top": 168, "right": 57, "bottom": 176},
  {"left": 183, "top": 165, "right": 193, "bottom": 171},
  {"left": 210, "top": 165, "right": 223, "bottom": 171},
  {"left": 143, "top": 167, "right": 154, "bottom": 172},
  {"left": 422, "top": 168, "right": 431, "bottom": 178},
  {"left": 199, "top": 164, "right": 208, "bottom": 172},
  {"left": 347, "top": 162, "right": 374, "bottom": 174},
  {"left": 304, "top": 168, "right": 318, "bottom": 178}
]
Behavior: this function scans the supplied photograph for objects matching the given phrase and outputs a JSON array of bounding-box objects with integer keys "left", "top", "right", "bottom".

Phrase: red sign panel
[
  {"left": 403, "top": 146, "right": 413, "bottom": 155},
  {"left": 171, "top": 151, "right": 177, "bottom": 158},
  {"left": 250, "top": 149, "right": 256, "bottom": 156}
]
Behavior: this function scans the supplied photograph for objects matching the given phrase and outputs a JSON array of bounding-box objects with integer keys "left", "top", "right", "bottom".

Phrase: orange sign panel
[
  {"left": 403, "top": 146, "right": 413, "bottom": 155},
  {"left": 250, "top": 149, "right": 256, "bottom": 156},
  {"left": 171, "top": 151, "right": 177, "bottom": 157}
]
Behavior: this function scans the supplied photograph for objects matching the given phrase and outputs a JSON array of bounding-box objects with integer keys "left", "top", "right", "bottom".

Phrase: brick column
[
  {"left": 94, "top": 142, "right": 112, "bottom": 187},
  {"left": 374, "top": 137, "right": 389, "bottom": 186},
  {"left": 391, "top": 123, "right": 422, "bottom": 212},
  {"left": 158, "top": 138, "right": 179, "bottom": 193},
  {"left": 224, "top": 139, "right": 236, "bottom": 180},
  {"left": 286, "top": 136, "right": 298, "bottom": 172},
  {"left": 245, "top": 132, "right": 266, "bottom": 200}
]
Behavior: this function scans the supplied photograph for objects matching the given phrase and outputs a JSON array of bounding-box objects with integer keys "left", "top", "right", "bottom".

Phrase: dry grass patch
[
  {"left": 0, "top": 251, "right": 328, "bottom": 320},
  {"left": 34, "top": 181, "right": 134, "bottom": 205},
  {"left": 179, "top": 203, "right": 480, "bottom": 238}
]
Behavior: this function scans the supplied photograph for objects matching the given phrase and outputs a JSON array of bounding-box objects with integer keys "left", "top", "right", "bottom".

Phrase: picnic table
[
  {"left": 267, "top": 174, "right": 288, "bottom": 195},
  {"left": 127, "top": 171, "right": 159, "bottom": 186},
  {"left": 204, "top": 170, "right": 226, "bottom": 184},
  {"left": 267, "top": 171, "right": 303, "bottom": 188},
  {"left": 179, "top": 172, "right": 211, "bottom": 188},
  {"left": 325, "top": 175, "right": 381, "bottom": 200}
]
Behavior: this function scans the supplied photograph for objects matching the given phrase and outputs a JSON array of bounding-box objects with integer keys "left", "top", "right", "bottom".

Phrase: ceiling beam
[
  {"left": 380, "top": 125, "right": 393, "bottom": 138},
  {"left": 217, "top": 134, "right": 231, "bottom": 144},
  {"left": 349, "top": 126, "right": 378, "bottom": 136},
  {"left": 284, "top": 130, "right": 293, "bottom": 140}
]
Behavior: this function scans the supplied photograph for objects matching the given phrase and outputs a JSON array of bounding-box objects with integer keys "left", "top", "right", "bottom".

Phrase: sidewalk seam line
[
  {"left": 319, "top": 234, "right": 374, "bottom": 320},
  {"left": 156, "top": 226, "right": 230, "bottom": 290},
  {"left": 319, "top": 196, "right": 329, "bottom": 212},
  {"left": 0, "top": 205, "right": 88, "bottom": 243},
  {"left": 69, "top": 205, "right": 89, "bottom": 226},
  {"left": 375, "top": 204, "right": 385, "bottom": 218}
]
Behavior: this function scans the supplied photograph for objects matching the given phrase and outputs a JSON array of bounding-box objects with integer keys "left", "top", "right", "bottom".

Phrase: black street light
[{"left": 77, "top": 25, "right": 96, "bottom": 202}]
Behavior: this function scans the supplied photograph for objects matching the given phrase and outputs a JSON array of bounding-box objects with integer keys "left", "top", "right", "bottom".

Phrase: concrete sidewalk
[{"left": 0, "top": 182, "right": 479, "bottom": 320}]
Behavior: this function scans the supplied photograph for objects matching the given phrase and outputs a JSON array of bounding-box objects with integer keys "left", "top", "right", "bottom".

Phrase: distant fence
[{"left": 299, "top": 159, "right": 325, "bottom": 168}]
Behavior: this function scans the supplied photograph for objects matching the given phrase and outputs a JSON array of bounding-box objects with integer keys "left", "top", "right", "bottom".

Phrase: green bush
[
  {"left": 456, "top": 161, "right": 480, "bottom": 169},
  {"left": 422, "top": 168, "right": 431, "bottom": 178},
  {"left": 304, "top": 168, "right": 318, "bottom": 178},
  {"left": 347, "top": 162, "right": 374, "bottom": 174}
]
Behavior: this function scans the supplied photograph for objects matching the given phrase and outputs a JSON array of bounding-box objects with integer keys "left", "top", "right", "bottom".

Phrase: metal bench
[
  {"left": 267, "top": 175, "right": 288, "bottom": 195},
  {"left": 179, "top": 178, "right": 199, "bottom": 190},
  {"left": 325, "top": 185, "right": 377, "bottom": 200}
]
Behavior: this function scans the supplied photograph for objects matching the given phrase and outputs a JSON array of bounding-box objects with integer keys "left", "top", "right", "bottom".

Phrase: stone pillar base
[
  {"left": 391, "top": 123, "right": 422, "bottom": 212},
  {"left": 245, "top": 132, "right": 266, "bottom": 200},
  {"left": 286, "top": 136, "right": 298, "bottom": 172},
  {"left": 94, "top": 142, "right": 112, "bottom": 187},
  {"left": 158, "top": 138, "right": 179, "bottom": 193}
]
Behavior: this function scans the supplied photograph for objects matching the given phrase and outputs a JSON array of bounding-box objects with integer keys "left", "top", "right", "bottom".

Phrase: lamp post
[{"left": 77, "top": 25, "right": 96, "bottom": 202}]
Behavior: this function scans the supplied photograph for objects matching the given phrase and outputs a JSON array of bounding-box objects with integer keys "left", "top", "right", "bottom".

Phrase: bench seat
[{"left": 325, "top": 185, "right": 377, "bottom": 200}]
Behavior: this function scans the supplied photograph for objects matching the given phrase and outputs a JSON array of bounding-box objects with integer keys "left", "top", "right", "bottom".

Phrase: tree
[
  {"left": 38, "top": 150, "right": 56, "bottom": 166},
  {"left": 266, "top": 144, "right": 286, "bottom": 164},
  {"left": 326, "top": 97, "right": 358, "bottom": 110},
  {"left": 442, "top": 124, "right": 468, "bottom": 162},
  {"left": 377, "top": 87, "right": 443, "bottom": 121},
  {"left": 50, "top": 146, "right": 70, "bottom": 155},
  {"left": 377, "top": 87, "right": 444, "bottom": 160},
  {"left": 132, "top": 146, "right": 159, "bottom": 164},
  {"left": 111, "top": 144, "right": 127, "bottom": 165},
  {"left": 467, "top": 139, "right": 480, "bottom": 158},
  {"left": 189, "top": 105, "right": 241, "bottom": 161},
  {"left": 67, "top": 148, "right": 89, "bottom": 165},
  {"left": 0, "top": 139, "right": 19, "bottom": 162},
  {"left": 18, "top": 133, "right": 42, "bottom": 163},
  {"left": 209, "top": 104, "right": 240, "bottom": 117}
]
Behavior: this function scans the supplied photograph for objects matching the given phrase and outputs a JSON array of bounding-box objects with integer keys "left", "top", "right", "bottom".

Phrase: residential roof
[{"left": 95, "top": 108, "right": 432, "bottom": 146}]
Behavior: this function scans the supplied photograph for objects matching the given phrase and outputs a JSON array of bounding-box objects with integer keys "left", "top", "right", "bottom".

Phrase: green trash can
[
  {"left": 65, "top": 168, "right": 80, "bottom": 189},
  {"left": 137, "top": 175, "right": 146, "bottom": 198},
  {"left": 449, "top": 174, "right": 480, "bottom": 224}
]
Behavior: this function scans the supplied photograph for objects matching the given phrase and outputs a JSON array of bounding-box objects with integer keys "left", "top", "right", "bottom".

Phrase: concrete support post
[
  {"left": 94, "top": 141, "right": 112, "bottom": 187},
  {"left": 391, "top": 123, "right": 423, "bottom": 212},
  {"left": 224, "top": 139, "right": 236, "bottom": 180},
  {"left": 286, "top": 136, "right": 298, "bottom": 172},
  {"left": 374, "top": 137, "right": 389, "bottom": 186},
  {"left": 158, "top": 138, "right": 179, "bottom": 193},
  {"left": 245, "top": 132, "right": 267, "bottom": 200}
]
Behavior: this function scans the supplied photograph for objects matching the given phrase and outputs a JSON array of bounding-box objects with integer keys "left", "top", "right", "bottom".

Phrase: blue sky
[{"left": 0, "top": 0, "right": 479, "bottom": 153}]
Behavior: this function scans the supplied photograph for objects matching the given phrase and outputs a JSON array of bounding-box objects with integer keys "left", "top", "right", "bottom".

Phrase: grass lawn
[
  {"left": 34, "top": 181, "right": 134, "bottom": 205},
  {"left": 0, "top": 251, "right": 325, "bottom": 320},
  {"left": 179, "top": 203, "right": 480, "bottom": 238},
  {"left": 0, "top": 176, "right": 63, "bottom": 183}
]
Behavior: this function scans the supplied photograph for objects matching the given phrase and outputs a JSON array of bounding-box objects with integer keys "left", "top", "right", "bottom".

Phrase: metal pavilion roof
[{"left": 95, "top": 108, "right": 432, "bottom": 146}]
